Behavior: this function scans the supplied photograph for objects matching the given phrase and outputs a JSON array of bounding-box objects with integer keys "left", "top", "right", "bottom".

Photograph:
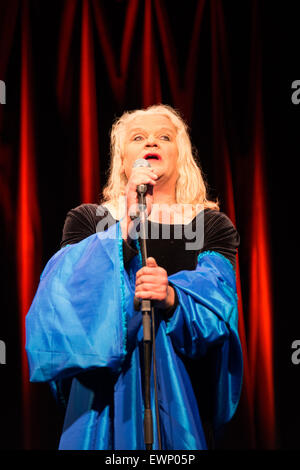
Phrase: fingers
[
  {"left": 133, "top": 167, "right": 158, "bottom": 178},
  {"left": 134, "top": 290, "right": 166, "bottom": 301},
  {"left": 135, "top": 283, "right": 166, "bottom": 293},
  {"left": 135, "top": 264, "right": 165, "bottom": 280},
  {"left": 135, "top": 259, "right": 161, "bottom": 287},
  {"left": 136, "top": 274, "right": 167, "bottom": 286},
  {"left": 135, "top": 280, "right": 167, "bottom": 301},
  {"left": 135, "top": 258, "right": 168, "bottom": 301},
  {"left": 146, "top": 257, "right": 158, "bottom": 268},
  {"left": 125, "top": 168, "right": 157, "bottom": 219},
  {"left": 129, "top": 167, "right": 158, "bottom": 187}
]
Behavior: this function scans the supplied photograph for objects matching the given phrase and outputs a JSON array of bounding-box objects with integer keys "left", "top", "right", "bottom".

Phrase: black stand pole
[{"left": 136, "top": 186, "right": 153, "bottom": 451}]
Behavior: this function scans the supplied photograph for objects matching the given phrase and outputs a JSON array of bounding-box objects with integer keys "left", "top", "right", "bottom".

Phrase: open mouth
[{"left": 143, "top": 153, "right": 161, "bottom": 161}]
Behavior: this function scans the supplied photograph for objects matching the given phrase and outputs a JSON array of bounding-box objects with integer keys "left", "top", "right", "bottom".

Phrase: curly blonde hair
[{"left": 101, "top": 104, "right": 219, "bottom": 212}]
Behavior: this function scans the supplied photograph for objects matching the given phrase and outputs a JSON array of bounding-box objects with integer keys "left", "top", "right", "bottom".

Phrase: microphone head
[{"left": 133, "top": 158, "right": 151, "bottom": 168}]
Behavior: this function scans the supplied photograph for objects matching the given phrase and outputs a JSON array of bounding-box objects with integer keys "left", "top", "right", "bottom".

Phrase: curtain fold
[
  {"left": 79, "top": 0, "right": 100, "bottom": 203},
  {"left": 210, "top": 0, "right": 257, "bottom": 447},
  {"left": 16, "top": 0, "right": 42, "bottom": 448},
  {"left": 248, "top": 1, "right": 276, "bottom": 447}
]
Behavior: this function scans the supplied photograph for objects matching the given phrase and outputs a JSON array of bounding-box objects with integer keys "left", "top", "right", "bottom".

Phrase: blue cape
[{"left": 25, "top": 223, "right": 243, "bottom": 450}]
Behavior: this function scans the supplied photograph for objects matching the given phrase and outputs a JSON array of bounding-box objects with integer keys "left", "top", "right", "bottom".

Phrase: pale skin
[{"left": 120, "top": 114, "right": 178, "bottom": 310}]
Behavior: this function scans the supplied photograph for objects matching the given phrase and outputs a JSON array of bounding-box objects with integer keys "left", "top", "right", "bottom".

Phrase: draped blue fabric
[{"left": 25, "top": 223, "right": 243, "bottom": 450}]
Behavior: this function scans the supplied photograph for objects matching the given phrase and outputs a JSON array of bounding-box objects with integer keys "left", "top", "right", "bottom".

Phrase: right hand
[
  {"left": 121, "top": 166, "right": 158, "bottom": 240},
  {"left": 125, "top": 166, "right": 158, "bottom": 218}
]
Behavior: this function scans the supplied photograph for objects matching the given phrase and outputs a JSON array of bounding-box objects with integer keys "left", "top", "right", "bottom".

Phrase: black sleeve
[
  {"left": 60, "top": 203, "right": 106, "bottom": 247},
  {"left": 201, "top": 210, "right": 240, "bottom": 269},
  {"left": 60, "top": 203, "right": 138, "bottom": 264}
]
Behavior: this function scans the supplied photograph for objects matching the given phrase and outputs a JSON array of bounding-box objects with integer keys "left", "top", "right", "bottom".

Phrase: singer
[{"left": 25, "top": 104, "right": 243, "bottom": 450}]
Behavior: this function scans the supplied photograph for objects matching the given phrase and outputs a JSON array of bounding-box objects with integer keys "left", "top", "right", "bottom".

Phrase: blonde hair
[{"left": 101, "top": 104, "right": 219, "bottom": 212}]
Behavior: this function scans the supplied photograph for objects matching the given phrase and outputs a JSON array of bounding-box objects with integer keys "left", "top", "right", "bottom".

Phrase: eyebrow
[{"left": 128, "top": 127, "right": 176, "bottom": 136}]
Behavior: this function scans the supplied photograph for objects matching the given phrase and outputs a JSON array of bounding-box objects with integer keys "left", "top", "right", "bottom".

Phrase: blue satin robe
[{"left": 25, "top": 222, "right": 243, "bottom": 450}]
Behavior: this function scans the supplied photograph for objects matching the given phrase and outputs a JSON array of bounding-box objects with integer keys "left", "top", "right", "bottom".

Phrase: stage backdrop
[{"left": 0, "top": 0, "right": 299, "bottom": 450}]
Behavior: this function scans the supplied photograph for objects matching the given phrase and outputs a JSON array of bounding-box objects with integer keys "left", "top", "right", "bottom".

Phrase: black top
[{"left": 60, "top": 203, "right": 240, "bottom": 272}]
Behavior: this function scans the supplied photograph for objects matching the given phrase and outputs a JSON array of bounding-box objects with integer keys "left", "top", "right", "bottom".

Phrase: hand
[
  {"left": 121, "top": 166, "right": 158, "bottom": 240},
  {"left": 126, "top": 166, "right": 158, "bottom": 216},
  {"left": 135, "top": 257, "right": 175, "bottom": 310}
]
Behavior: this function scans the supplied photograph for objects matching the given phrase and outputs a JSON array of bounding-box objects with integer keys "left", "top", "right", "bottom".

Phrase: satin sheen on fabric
[{"left": 25, "top": 223, "right": 243, "bottom": 450}]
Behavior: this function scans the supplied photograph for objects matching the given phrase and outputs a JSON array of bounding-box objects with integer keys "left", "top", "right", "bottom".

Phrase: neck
[
  {"left": 152, "top": 191, "right": 176, "bottom": 206},
  {"left": 152, "top": 179, "right": 176, "bottom": 206},
  {"left": 150, "top": 184, "right": 179, "bottom": 224}
]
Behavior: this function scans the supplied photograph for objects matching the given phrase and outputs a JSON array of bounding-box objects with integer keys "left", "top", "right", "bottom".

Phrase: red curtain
[
  {"left": 17, "top": 0, "right": 42, "bottom": 448},
  {"left": 0, "top": 0, "right": 277, "bottom": 449},
  {"left": 248, "top": 2, "right": 276, "bottom": 447}
]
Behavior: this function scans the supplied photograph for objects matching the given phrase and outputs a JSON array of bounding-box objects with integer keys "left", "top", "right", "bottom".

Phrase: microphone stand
[{"left": 136, "top": 184, "right": 153, "bottom": 451}]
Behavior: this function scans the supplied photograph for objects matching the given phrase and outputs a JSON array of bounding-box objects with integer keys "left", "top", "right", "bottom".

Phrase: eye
[
  {"left": 160, "top": 135, "right": 170, "bottom": 141},
  {"left": 133, "top": 135, "right": 144, "bottom": 141}
]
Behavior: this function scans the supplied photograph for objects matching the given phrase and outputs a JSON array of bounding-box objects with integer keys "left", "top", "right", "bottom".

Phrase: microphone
[{"left": 133, "top": 158, "right": 151, "bottom": 195}]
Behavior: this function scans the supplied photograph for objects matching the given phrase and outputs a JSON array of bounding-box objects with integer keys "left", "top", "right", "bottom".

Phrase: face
[{"left": 122, "top": 114, "right": 179, "bottom": 185}]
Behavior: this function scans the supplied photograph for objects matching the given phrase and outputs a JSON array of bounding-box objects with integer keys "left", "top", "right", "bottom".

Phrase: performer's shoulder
[
  {"left": 200, "top": 209, "right": 240, "bottom": 267},
  {"left": 64, "top": 202, "right": 112, "bottom": 223},
  {"left": 204, "top": 208, "right": 236, "bottom": 229},
  {"left": 203, "top": 208, "right": 239, "bottom": 246},
  {"left": 65, "top": 202, "right": 99, "bottom": 218}
]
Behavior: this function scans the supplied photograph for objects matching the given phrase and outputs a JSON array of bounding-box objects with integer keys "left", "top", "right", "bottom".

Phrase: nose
[{"left": 145, "top": 134, "right": 158, "bottom": 147}]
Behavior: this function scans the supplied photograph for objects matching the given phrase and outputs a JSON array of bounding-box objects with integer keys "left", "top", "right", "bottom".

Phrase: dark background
[{"left": 0, "top": 0, "right": 300, "bottom": 450}]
